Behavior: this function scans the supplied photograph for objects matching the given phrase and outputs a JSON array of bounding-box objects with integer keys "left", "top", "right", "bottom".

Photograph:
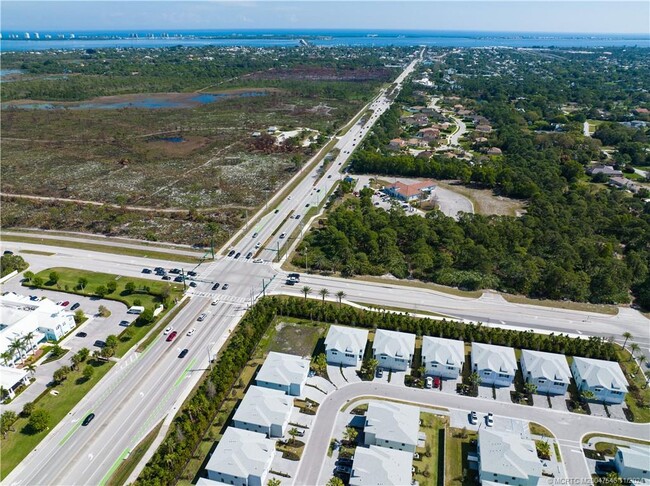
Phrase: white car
[
  {"left": 255, "top": 242, "right": 261, "bottom": 249},
  {"left": 211, "top": 299, "right": 218, "bottom": 306},
  {"left": 197, "top": 313, "right": 207, "bottom": 322},
  {"left": 486, "top": 413, "right": 494, "bottom": 427},
  {"left": 163, "top": 326, "right": 173, "bottom": 335},
  {"left": 252, "top": 258, "right": 264, "bottom": 264},
  {"left": 187, "top": 328, "right": 196, "bottom": 337}
]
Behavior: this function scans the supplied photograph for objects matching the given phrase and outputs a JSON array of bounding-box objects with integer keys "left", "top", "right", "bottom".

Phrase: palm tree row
[
  {"left": 301, "top": 286, "right": 347, "bottom": 306},
  {"left": 3, "top": 332, "right": 37, "bottom": 367}
]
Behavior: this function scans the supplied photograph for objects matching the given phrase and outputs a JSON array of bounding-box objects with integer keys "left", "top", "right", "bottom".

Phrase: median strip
[{"left": 99, "top": 448, "right": 130, "bottom": 486}]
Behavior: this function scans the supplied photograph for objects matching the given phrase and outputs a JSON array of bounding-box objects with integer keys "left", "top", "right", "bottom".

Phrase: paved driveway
[
  {"left": 326, "top": 364, "right": 348, "bottom": 388},
  {"left": 495, "top": 384, "right": 515, "bottom": 403},
  {"left": 439, "top": 376, "right": 462, "bottom": 394},
  {"left": 341, "top": 365, "right": 362, "bottom": 384},
  {"left": 534, "top": 393, "right": 568, "bottom": 412},
  {"left": 478, "top": 385, "right": 495, "bottom": 400}
]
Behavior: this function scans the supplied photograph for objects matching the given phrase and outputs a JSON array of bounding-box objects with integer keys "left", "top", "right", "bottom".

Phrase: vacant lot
[
  {"left": 268, "top": 320, "right": 327, "bottom": 357},
  {"left": 436, "top": 180, "right": 526, "bottom": 216}
]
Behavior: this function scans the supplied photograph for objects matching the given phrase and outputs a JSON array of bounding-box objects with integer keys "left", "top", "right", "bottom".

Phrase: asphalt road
[{"left": 293, "top": 382, "right": 649, "bottom": 485}]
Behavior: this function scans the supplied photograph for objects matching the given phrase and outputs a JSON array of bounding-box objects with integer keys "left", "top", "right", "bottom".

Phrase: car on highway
[
  {"left": 189, "top": 282, "right": 197, "bottom": 288},
  {"left": 29, "top": 295, "right": 40, "bottom": 301},
  {"left": 169, "top": 268, "right": 181, "bottom": 274},
  {"left": 252, "top": 232, "right": 258, "bottom": 238},
  {"left": 234, "top": 252, "right": 241, "bottom": 259},
  {"left": 187, "top": 271, "right": 197, "bottom": 277},
  {"left": 222, "top": 284, "right": 229, "bottom": 290},
  {"left": 162, "top": 275, "right": 171, "bottom": 280},
  {"left": 164, "top": 326, "right": 173, "bottom": 335},
  {"left": 255, "top": 242, "right": 261, "bottom": 249},
  {"left": 178, "top": 349, "right": 189, "bottom": 358},
  {"left": 197, "top": 313, "right": 207, "bottom": 322},
  {"left": 3, "top": 250, "right": 14, "bottom": 255},
  {"left": 279, "top": 233, "right": 286, "bottom": 239},
  {"left": 305, "top": 203, "right": 310, "bottom": 207},
  {"left": 316, "top": 188, "right": 321, "bottom": 193},
  {"left": 253, "top": 258, "right": 264, "bottom": 264},
  {"left": 174, "top": 275, "right": 184, "bottom": 282},
  {"left": 294, "top": 214, "right": 301, "bottom": 219},
  {"left": 227, "top": 250, "right": 235, "bottom": 257},
  {"left": 246, "top": 252, "right": 253, "bottom": 259},
  {"left": 212, "top": 283, "right": 220, "bottom": 290},
  {"left": 486, "top": 413, "right": 494, "bottom": 427},
  {"left": 211, "top": 299, "right": 218, "bottom": 306},
  {"left": 82, "top": 413, "right": 96, "bottom": 426},
  {"left": 328, "top": 175, "right": 332, "bottom": 178},
  {"left": 166, "top": 331, "right": 177, "bottom": 342},
  {"left": 76, "top": 331, "right": 88, "bottom": 338},
  {"left": 469, "top": 411, "right": 478, "bottom": 425},
  {"left": 142, "top": 268, "right": 152, "bottom": 274},
  {"left": 187, "top": 328, "right": 196, "bottom": 336},
  {"left": 274, "top": 209, "right": 280, "bottom": 214},
  {"left": 70, "top": 302, "right": 80, "bottom": 311}
]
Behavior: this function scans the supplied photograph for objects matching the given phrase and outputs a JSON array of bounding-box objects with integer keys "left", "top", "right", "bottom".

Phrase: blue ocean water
[{"left": 1, "top": 29, "right": 648, "bottom": 51}]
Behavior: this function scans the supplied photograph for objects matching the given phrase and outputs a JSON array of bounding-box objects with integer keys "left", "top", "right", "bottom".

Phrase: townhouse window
[
  {"left": 554, "top": 382, "right": 563, "bottom": 386},
  {"left": 381, "top": 356, "right": 387, "bottom": 360},
  {"left": 332, "top": 351, "right": 338, "bottom": 355},
  {"left": 498, "top": 373, "right": 509, "bottom": 378},
  {"left": 447, "top": 366, "right": 454, "bottom": 370},
  {"left": 345, "top": 353, "right": 355, "bottom": 358},
  {"left": 538, "top": 379, "right": 546, "bottom": 383}
]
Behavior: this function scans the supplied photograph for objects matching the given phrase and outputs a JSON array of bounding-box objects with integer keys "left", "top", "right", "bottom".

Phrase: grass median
[
  {"left": 2, "top": 234, "right": 202, "bottom": 264},
  {"left": 0, "top": 359, "right": 115, "bottom": 480}
]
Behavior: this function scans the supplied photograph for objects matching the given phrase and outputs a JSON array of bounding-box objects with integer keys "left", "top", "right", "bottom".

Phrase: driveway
[
  {"left": 477, "top": 385, "right": 495, "bottom": 400},
  {"left": 388, "top": 369, "right": 407, "bottom": 385},
  {"left": 533, "top": 393, "right": 568, "bottom": 412},
  {"left": 495, "top": 384, "right": 515, "bottom": 403},
  {"left": 341, "top": 365, "right": 362, "bottom": 384},
  {"left": 439, "top": 376, "right": 462, "bottom": 395},
  {"left": 327, "top": 364, "right": 348, "bottom": 389}
]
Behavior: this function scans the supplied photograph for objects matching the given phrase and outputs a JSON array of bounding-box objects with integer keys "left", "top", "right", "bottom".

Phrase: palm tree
[
  {"left": 622, "top": 332, "right": 633, "bottom": 349},
  {"left": 637, "top": 354, "right": 647, "bottom": 368},
  {"left": 0, "top": 351, "right": 13, "bottom": 367},
  {"left": 581, "top": 390, "right": 596, "bottom": 402},
  {"left": 629, "top": 343, "right": 640, "bottom": 360},
  {"left": 336, "top": 290, "right": 346, "bottom": 306},
  {"left": 8, "top": 339, "right": 24, "bottom": 365},
  {"left": 319, "top": 288, "right": 330, "bottom": 302},
  {"left": 22, "top": 332, "right": 36, "bottom": 357},
  {"left": 301, "top": 286, "right": 312, "bottom": 299},
  {"left": 644, "top": 370, "right": 650, "bottom": 389},
  {"left": 25, "top": 364, "right": 37, "bottom": 376},
  {"left": 288, "top": 427, "right": 300, "bottom": 445}
]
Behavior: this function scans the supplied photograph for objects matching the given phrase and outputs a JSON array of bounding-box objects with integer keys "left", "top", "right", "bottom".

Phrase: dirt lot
[
  {"left": 248, "top": 67, "right": 392, "bottom": 82},
  {"left": 436, "top": 180, "right": 526, "bottom": 216}
]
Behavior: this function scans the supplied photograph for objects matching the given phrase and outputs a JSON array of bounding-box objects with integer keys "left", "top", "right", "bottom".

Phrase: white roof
[
  {"left": 618, "top": 445, "right": 650, "bottom": 471},
  {"left": 325, "top": 325, "right": 368, "bottom": 354},
  {"left": 233, "top": 386, "right": 292, "bottom": 429},
  {"left": 0, "top": 365, "right": 28, "bottom": 389},
  {"left": 256, "top": 352, "right": 309, "bottom": 388},
  {"left": 479, "top": 428, "right": 542, "bottom": 480},
  {"left": 365, "top": 401, "right": 420, "bottom": 447},
  {"left": 572, "top": 357, "right": 628, "bottom": 392},
  {"left": 373, "top": 329, "right": 415, "bottom": 359},
  {"left": 521, "top": 350, "right": 571, "bottom": 383},
  {"left": 196, "top": 478, "right": 227, "bottom": 486},
  {"left": 205, "top": 427, "right": 274, "bottom": 481},
  {"left": 0, "top": 292, "right": 70, "bottom": 355},
  {"left": 472, "top": 342, "right": 517, "bottom": 374},
  {"left": 421, "top": 336, "right": 465, "bottom": 367},
  {"left": 350, "top": 445, "right": 413, "bottom": 486}
]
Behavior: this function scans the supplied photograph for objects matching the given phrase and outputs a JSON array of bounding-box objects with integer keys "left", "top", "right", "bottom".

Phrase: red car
[
  {"left": 166, "top": 331, "right": 177, "bottom": 342},
  {"left": 433, "top": 377, "right": 441, "bottom": 389},
  {"left": 60, "top": 301, "right": 70, "bottom": 307}
]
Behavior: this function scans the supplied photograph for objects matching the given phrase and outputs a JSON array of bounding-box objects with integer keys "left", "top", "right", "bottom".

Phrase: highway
[
  {"left": 3, "top": 46, "right": 649, "bottom": 485},
  {"left": 2, "top": 52, "right": 423, "bottom": 486}
]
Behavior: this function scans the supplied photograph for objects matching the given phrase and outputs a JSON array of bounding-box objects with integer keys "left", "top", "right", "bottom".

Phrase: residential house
[
  {"left": 413, "top": 114, "right": 429, "bottom": 126},
  {"left": 614, "top": 445, "right": 650, "bottom": 482},
  {"left": 232, "top": 385, "right": 293, "bottom": 438},
  {"left": 364, "top": 401, "right": 420, "bottom": 452},
  {"left": 349, "top": 446, "right": 413, "bottom": 486},
  {"left": 520, "top": 350, "right": 571, "bottom": 395},
  {"left": 487, "top": 147, "right": 502, "bottom": 155},
  {"left": 372, "top": 329, "right": 415, "bottom": 372},
  {"left": 416, "top": 150, "right": 434, "bottom": 160},
  {"left": 385, "top": 180, "right": 436, "bottom": 202},
  {"left": 570, "top": 357, "right": 628, "bottom": 404},
  {"left": 325, "top": 325, "right": 368, "bottom": 367},
  {"left": 421, "top": 336, "right": 465, "bottom": 379},
  {"left": 388, "top": 138, "right": 407, "bottom": 151},
  {"left": 407, "top": 138, "right": 429, "bottom": 149},
  {"left": 588, "top": 165, "right": 623, "bottom": 177},
  {"left": 477, "top": 428, "right": 543, "bottom": 486},
  {"left": 632, "top": 107, "right": 650, "bottom": 116},
  {"left": 205, "top": 427, "right": 275, "bottom": 486},
  {"left": 255, "top": 351, "right": 309, "bottom": 396},
  {"left": 609, "top": 176, "right": 641, "bottom": 193},
  {"left": 400, "top": 116, "right": 418, "bottom": 127},
  {"left": 471, "top": 342, "right": 517, "bottom": 387},
  {"left": 476, "top": 124, "right": 493, "bottom": 133},
  {"left": 416, "top": 127, "right": 440, "bottom": 141},
  {"left": 473, "top": 136, "right": 489, "bottom": 145}
]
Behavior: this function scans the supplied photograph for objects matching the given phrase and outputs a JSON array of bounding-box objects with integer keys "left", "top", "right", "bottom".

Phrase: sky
[{"left": 1, "top": 1, "right": 649, "bottom": 35}]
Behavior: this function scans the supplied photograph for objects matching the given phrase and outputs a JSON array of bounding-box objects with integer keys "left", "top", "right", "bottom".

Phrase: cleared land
[{"left": 436, "top": 180, "right": 526, "bottom": 216}]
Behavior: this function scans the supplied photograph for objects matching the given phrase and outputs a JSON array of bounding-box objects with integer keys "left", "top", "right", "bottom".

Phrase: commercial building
[
  {"left": 325, "top": 325, "right": 368, "bottom": 367},
  {"left": 0, "top": 292, "right": 76, "bottom": 364},
  {"left": 570, "top": 357, "right": 628, "bottom": 404},
  {"left": 477, "top": 428, "right": 543, "bottom": 486},
  {"left": 520, "top": 350, "right": 571, "bottom": 395},
  {"left": 232, "top": 386, "right": 293, "bottom": 438},
  {"left": 205, "top": 427, "right": 275, "bottom": 486},
  {"left": 255, "top": 351, "right": 310, "bottom": 397},
  {"left": 372, "top": 329, "right": 415, "bottom": 372},
  {"left": 471, "top": 342, "right": 517, "bottom": 387},
  {"left": 0, "top": 365, "right": 30, "bottom": 399},
  {"left": 349, "top": 445, "right": 413, "bottom": 486},
  {"left": 421, "top": 336, "right": 465, "bottom": 379},
  {"left": 385, "top": 180, "right": 436, "bottom": 202},
  {"left": 364, "top": 401, "right": 420, "bottom": 453}
]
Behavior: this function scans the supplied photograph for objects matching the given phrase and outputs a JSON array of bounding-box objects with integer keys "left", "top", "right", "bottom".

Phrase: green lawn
[
  {"left": 414, "top": 413, "right": 447, "bottom": 485},
  {"left": 0, "top": 359, "right": 114, "bottom": 479},
  {"left": 27, "top": 267, "right": 183, "bottom": 310},
  {"left": 446, "top": 427, "right": 479, "bottom": 486},
  {"left": 616, "top": 347, "right": 650, "bottom": 423}
]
